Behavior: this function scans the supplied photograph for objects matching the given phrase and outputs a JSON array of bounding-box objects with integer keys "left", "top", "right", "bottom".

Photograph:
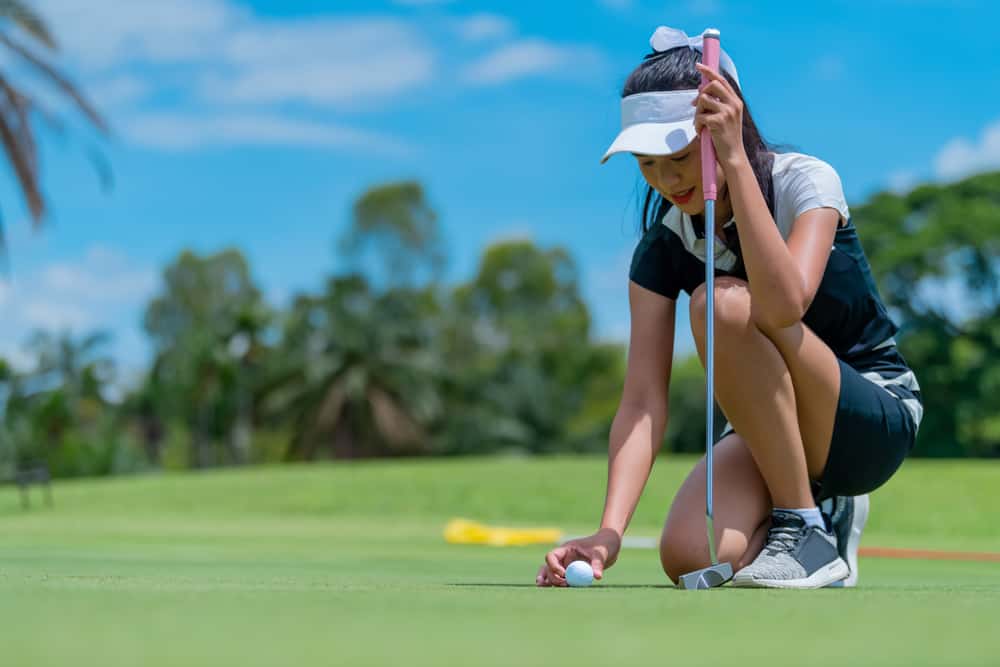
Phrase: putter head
[{"left": 677, "top": 562, "right": 733, "bottom": 590}]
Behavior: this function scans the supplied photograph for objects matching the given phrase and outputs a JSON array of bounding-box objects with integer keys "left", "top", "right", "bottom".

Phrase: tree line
[{"left": 1, "top": 173, "right": 998, "bottom": 478}]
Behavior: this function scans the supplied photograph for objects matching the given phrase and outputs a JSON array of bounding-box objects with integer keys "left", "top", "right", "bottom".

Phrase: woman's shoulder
[
  {"left": 772, "top": 151, "right": 841, "bottom": 180},
  {"left": 770, "top": 151, "right": 850, "bottom": 226},
  {"left": 771, "top": 151, "right": 846, "bottom": 198}
]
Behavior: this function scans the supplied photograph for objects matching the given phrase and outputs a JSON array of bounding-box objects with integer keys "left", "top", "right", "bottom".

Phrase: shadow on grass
[{"left": 448, "top": 583, "right": 675, "bottom": 589}]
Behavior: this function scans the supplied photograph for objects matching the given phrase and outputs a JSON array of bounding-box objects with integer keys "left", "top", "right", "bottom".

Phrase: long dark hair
[{"left": 623, "top": 46, "right": 775, "bottom": 234}]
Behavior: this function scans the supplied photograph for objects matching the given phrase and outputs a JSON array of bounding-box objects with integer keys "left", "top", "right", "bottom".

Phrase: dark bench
[{"left": 1, "top": 466, "right": 53, "bottom": 509}]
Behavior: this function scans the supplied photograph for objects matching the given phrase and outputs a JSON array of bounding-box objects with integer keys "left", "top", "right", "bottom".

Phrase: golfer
[{"left": 536, "top": 26, "right": 922, "bottom": 589}]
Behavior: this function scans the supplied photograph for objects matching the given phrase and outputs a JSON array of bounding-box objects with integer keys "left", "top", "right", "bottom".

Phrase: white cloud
[
  {"left": 22, "top": 300, "right": 92, "bottom": 330},
  {"left": 41, "top": 246, "right": 157, "bottom": 303},
  {"left": 87, "top": 75, "right": 152, "bottom": 110},
  {"left": 37, "top": 2, "right": 437, "bottom": 109},
  {"left": 121, "top": 113, "right": 410, "bottom": 154},
  {"left": 0, "top": 341, "right": 35, "bottom": 372},
  {"left": 0, "top": 245, "right": 157, "bottom": 365},
  {"left": 887, "top": 169, "right": 919, "bottom": 194},
  {"left": 462, "top": 39, "right": 594, "bottom": 85},
  {"left": 201, "top": 20, "right": 435, "bottom": 107},
  {"left": 36, "top": 0, "right": 244, "bottom": 69},
  {"left": 885, "top": 118, "right": 1000, "bottom": 191},
  {"left": 33, "top": 1, "right": 601, "bottom": 154},
  {"left": 934, "top": 119, "right": 1000, "bottom": 181},
  {"left": 454, "top": 14, "right": 514, "bottom": 42}
]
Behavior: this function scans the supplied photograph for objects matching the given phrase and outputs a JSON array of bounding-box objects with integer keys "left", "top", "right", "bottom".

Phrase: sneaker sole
[
  {"left": 827, "top": 494, "right": 869, "bottom": 589},
  {"left": 732, "top": 557, "right": 849, "bottom": 589}
]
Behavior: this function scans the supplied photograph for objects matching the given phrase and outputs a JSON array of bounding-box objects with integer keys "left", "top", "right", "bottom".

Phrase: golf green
[{"left": 1, "top": 456, "right": 997, "bottom": 666}]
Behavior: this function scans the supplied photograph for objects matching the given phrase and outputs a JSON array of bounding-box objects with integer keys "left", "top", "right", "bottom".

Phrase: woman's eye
[
  {"left": 641, "top": 161, "right": 654, "bottom": 167},
  {"left": 671, "top": 154, "right": 688, "bottom": 163}
]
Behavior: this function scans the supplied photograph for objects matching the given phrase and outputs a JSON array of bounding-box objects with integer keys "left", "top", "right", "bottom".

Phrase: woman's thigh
[
  {"left": 659, "top": 432, "right": 771, "bottom": 582},
  {"left": 689, "top": 277, "right": 842, "bottom": 481}
]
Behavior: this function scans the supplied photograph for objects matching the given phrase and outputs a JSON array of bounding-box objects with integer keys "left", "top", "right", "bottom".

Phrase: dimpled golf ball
[{"left": 565, "top": 560, "right": 595, "bottom": 587}]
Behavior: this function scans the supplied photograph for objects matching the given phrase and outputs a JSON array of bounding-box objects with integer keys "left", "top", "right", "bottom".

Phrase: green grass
[{"left": 1, "top": 456, "right": 998, "bottom": 666}]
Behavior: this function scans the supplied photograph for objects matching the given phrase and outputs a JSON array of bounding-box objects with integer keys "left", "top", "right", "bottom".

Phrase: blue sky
[{"left": 1, "top": 0, "right": 998, "bottom": 384}]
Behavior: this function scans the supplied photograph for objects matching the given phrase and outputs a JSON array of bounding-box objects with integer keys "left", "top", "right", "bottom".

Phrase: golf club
[{"left": 677, "top": 28, "right": 734, "bottom": 591}]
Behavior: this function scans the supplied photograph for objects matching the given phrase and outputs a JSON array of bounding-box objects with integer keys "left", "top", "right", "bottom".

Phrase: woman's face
[{"left": 634, "top": 137, "right": 726, "bottom": 216}]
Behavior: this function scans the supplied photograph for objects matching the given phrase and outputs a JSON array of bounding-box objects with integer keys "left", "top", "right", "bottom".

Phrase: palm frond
[
  {"left": 0, "top": 0, "right": 55, "bottom": 49},
  {"left": 0, "top": 33, "right": 107, "bottom": 133},
  {"left": 0, "top": 71, "right": 37, "bottom": 174},
  {"left": 368, "top": 385, "right": 422, "bottom": 449},
  {"left": 86, "top": 144, "right": 113, "bottom": 192},
  {"left": 313, "top": 382, "right": 346, "bottom": 435},
  {"left": 0, "top": 100, "right": 42, "bottom": 220}
]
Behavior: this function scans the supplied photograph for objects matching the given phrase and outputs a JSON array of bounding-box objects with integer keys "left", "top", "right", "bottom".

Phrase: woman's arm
[
  {"left": 536, "top": 280, "right": 676, "bottom": 586},
  {"left": 725, "top": 159, "right": 839, "bottom": 328},
  {"left": 693, "top": 62, "right": 839, "bottom": 328},
  {"left": 599, "top": 280, "right": 676, "bottom": 538}
]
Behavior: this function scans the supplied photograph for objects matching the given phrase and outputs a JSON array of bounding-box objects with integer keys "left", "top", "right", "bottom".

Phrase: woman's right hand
[{"left": 535, "top": 528, "right": 622, "bottom": 587}]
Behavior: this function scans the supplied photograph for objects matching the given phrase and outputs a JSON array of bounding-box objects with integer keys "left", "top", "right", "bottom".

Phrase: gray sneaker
[
  {"left": 732, "top": 510, "right": 849, "bottom": 589},
  {"left": 822, "top": 494, "right": 870, "bottom": 588}
]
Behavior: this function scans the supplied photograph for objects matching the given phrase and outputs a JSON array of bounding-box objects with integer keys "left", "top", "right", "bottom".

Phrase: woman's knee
[
  {"left": 659, "top": 435, "right": 772, "bottom": 582},
  {"left": 689, "top": 277, "right": 753, "bottom": 338},
  {"left": 659, "top": 523, "right": 710, "bottom": 584}
]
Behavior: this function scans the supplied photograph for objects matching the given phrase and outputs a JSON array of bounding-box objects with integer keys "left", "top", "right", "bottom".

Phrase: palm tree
[
  {"left": 0, "top": 330, "right": 117, "bottom": 474},
  {"left": 262, "top": 276, "right": 443, "bottom": 460},
  {"left": 141, "top": 249, "right": 272, "bottom": 467},
  {"left": 0, "top": 1, "right": 108, "bottom": 239}
]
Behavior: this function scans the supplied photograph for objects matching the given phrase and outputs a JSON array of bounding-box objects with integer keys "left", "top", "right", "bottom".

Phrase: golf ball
[{"left": 565, "top": 560, "right": 595, "bottom": 587}]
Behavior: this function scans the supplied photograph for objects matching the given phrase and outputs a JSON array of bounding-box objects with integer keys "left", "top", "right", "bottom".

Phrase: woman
[{"left": 535, "top": 27, "right": 921, "bottom": 589}]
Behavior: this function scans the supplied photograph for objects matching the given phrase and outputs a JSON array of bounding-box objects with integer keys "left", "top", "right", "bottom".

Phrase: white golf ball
[{"left": 565, "top": 560, "right": 595, "bottom": 587}]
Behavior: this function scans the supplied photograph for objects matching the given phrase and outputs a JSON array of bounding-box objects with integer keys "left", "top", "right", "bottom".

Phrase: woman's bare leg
[
  {"left": 688, "top": 276, "right": 841, "bottom": 509},
  {"left": 660, "top": 433, "right": 770, "bottom": 583}
]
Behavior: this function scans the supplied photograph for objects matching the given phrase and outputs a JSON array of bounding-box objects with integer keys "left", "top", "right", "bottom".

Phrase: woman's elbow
[{"left": 752, "top": 301, "right": 807, "bottom": 332}]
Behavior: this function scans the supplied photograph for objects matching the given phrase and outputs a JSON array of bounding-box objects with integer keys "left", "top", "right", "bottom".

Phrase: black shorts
[
  {"left": 720, "top": 348, "right": 922, "bottom": 501},
  {"left": 810, "top": 356, "right": 921, "bottom": 501}
]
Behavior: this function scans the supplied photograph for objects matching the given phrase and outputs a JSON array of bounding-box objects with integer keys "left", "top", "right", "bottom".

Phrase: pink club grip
[{"left": 700, "top": 30, "right": 721, "bottom": 201}]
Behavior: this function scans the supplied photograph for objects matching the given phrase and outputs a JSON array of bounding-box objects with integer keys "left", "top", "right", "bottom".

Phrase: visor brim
[{"left": 600, "top": 121, "right": 696, "bottom": 164}]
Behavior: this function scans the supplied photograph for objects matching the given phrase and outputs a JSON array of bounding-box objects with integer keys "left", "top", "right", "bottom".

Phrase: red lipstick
[{"left": 671, "top": 187, "right": 695, "bottom": 205}]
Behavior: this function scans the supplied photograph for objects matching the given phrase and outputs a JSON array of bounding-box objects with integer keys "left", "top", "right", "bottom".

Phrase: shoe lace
[{"left": 764, "top": 524, "right": 805, "bottom": 555}]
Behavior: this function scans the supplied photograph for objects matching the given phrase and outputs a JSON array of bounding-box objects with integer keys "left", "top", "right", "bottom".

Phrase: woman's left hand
[{"left": 693, "top": 63, "right": 746, "bottom": 168}]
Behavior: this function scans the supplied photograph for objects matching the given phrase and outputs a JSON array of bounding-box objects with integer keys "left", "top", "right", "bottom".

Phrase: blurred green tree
[
  {"left": 141, "top": 249, "right": 271, "bottom": 467},
  {"left": 655, "top": 352, "right": 731, "bottom": 455},
  {"left": 261, "top": 276, "right": 443, "bottom": 459},
  {"left": 338, "top": 181, "right": 445, "bottom": 288},
  {"left": 440, "top": 240, "right": 624, "bottom": 454},
  {"left": 0, "top": 330, "right": 138, "bottom": 477},
  {"left": 854, "top": 170, "right": 1000, "bottom": 456},
  {"left": 258, "top": 180, "right": 449, "bottom": 459}
]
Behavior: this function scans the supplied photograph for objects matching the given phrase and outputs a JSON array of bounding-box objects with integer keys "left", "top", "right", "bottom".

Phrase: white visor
[
  {"left": 601, "top": 90, "right": 698, "bottom": 164},
  {"left": 601, "top": 26, "right": 740, "bottom": 164}
]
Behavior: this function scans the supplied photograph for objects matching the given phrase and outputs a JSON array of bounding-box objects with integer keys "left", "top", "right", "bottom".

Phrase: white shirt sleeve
[{"left": 778, "top": 154, "right": 850, "bottom": 224}]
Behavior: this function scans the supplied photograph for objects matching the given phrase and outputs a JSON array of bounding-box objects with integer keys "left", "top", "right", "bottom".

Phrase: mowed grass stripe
[{"left": 1, "top": 457, "right": 998, "bottom": 666}]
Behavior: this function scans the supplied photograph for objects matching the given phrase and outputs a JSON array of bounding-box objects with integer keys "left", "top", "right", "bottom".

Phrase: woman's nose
[{"left": 658, "top": 163, "right": 682, "bottom": 186}]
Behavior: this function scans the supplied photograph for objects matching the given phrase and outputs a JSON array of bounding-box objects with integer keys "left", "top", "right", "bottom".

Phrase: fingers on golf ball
[{"left": 565, "top": 560, "right": 594, "bottom": 587}]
